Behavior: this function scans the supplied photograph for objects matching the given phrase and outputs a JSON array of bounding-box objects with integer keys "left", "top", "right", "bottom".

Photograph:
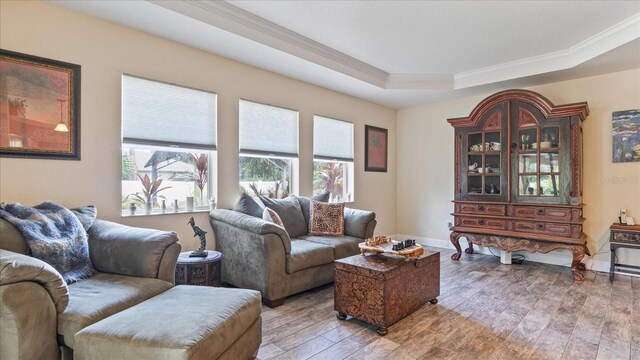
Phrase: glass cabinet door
[
  {"left": 512, "top": 103, "right": 569, "bottom": 204},
  {"left": 462, "top": 106, "right": 507, "bottom": 201}
]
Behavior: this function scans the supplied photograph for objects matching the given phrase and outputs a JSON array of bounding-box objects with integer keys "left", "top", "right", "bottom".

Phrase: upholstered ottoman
[{"left": 74, "top": 286, "right": 262, "bottom": 360}]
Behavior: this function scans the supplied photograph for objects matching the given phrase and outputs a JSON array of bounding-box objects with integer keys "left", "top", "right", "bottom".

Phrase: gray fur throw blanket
[{"left": 0, "top": 201, "right": 95, "bottom": 283}]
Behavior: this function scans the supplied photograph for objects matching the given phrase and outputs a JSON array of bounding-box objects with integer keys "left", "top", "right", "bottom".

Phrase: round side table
[{"left": 175, "top": 251, "right": 223, "bottom": 287}]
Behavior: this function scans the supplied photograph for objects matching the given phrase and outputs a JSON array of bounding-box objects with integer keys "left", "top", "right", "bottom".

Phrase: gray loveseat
[{"left": 209, "top": 195, "right": 376, "bottom": 307}]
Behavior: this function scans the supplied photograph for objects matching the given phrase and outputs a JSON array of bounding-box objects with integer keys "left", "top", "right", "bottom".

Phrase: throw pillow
[
  {"left": 309, "top": 200, "right": 345, "bottom": 236},
  {"left": 262, "top": 207, "right": 284, "bottom": 227},
  {"left": 233, "top": 193, "right": 265, "bottom": 218},
  {"left": 70, "top": 205, "right": 97, "bottom": 231},
  {"left": 259, "top": 195, "right": 307, "bottom": 238},
  {"left": 0, "top": 201, "right": 96, "bottom": 284},
  {"left": 296, "top": 192, "right": 331, "bottom": 231}
]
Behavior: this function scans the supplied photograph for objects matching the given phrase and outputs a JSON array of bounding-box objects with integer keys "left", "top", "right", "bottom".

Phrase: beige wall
[
  {"left": 397, "top": 69, "right": 640, "bottom": 268},
  {"left": 0, "top": 1, "right": 397, "bottom": 250}
]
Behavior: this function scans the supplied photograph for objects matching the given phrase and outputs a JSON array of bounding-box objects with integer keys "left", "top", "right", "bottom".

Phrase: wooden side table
[
  {"left": 609, "top": 224, "right": 640, "bottom": 281},
  {"left": 175, "top": 251, "right": 223, "bottom": 287}
]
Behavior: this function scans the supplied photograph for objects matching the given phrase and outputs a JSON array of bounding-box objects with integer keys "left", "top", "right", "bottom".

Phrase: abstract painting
[
  {"left": 0, "top": 49, "right": 80, "bottom": 159},
  {"left": 612, "top": 109, "right": 640, "bottom": 163},
  {"left": 365, "top": 125, "right": 388, "bottom": 172}
]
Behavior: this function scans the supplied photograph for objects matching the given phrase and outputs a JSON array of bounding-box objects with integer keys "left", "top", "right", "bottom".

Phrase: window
[
  {"left": 239, "top": 99, "right": 298, "bottom": 198},
  {"left": 313, "top": 115, "right": 354, "bottom": 202},
  {"left": 121, "top": 75, "right": 217, "bottom": 215}
]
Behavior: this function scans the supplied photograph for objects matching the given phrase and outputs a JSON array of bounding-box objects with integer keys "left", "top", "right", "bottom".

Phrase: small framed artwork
[
  {"left": 365, "top": 125, "right": 388, "bottom": 172},
  {"left": 612, "top": 109, "right": 639, "bottom": 163},
  {"left": 0, "top": 49, "right": 81, "bottom": 160}
]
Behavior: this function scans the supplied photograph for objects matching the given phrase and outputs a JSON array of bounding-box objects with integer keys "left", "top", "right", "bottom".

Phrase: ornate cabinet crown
[{"left": 448, "top": 89, "right": 590, "bottom": 281}]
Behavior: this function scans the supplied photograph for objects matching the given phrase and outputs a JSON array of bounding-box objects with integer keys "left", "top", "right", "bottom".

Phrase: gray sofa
[
  {"left": 0, "top": 218, "right": 181, "bottom": 360},
  {"left": 209, "top": 195, "right": 376, "bottom": 307},
  {"left": 1, "top": 216, "right": 263, "bottom": 360}
]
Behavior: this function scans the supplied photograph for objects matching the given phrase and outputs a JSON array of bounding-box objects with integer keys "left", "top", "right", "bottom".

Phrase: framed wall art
[
  {"left": 0, "top": 49, "right": 80, "bottom": 160},
  {"left": 612, "top": 109, "right": 639, "bottom": 163},
  {"left": 365, "top": 125, "right": 387, "bottom": 172}
]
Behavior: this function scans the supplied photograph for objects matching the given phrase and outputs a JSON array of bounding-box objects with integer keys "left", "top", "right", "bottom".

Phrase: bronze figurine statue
[{"left": 188, "top": 216, "right": 208, "bottom": 258}]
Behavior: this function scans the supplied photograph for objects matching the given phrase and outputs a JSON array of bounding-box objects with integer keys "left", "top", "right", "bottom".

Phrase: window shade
[
  {"left": 314, "top": 115, "right": 354, "bottom": 162},
  {"left": 122, "top": 75, "right": 217, "bottom": 150},
  {"left": 239, "top": 99, "right": 299, "bottom": 157}
]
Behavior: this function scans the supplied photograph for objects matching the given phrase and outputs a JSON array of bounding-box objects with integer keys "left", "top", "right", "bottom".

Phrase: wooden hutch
[{"left": 448, "top": 89, "right": 590, "bottom": 281}]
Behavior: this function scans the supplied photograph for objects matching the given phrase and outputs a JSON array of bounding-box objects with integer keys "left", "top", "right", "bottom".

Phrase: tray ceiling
[{"left": 52, "top": 0, "right": 640, "bottom": 108}]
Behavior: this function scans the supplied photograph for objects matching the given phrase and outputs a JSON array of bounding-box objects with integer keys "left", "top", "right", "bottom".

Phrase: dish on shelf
[{"left": 540, "top": 141, "right": 552, "bottom": 149}]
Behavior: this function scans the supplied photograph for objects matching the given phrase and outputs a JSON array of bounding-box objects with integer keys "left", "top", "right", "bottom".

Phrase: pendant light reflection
[{"left": 54, "top": 98, "right": 69, "bottom": 132}]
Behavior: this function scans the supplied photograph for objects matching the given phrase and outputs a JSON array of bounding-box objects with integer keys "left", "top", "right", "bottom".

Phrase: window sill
[{"left": 121, "top": 208, "right": 211, "bottom": 218}]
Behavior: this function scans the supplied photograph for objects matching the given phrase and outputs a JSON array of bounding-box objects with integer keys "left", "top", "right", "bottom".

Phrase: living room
[{"left": 1, "top": 1, "right": 639, "bottom": 360}]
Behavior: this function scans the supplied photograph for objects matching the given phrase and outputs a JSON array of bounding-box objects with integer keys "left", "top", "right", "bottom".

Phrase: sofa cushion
[
  {"left": 262, "top": 207, "right": 284, "bottom": 228},
  {"left": 232, "top": 193, "right": 265, "bottom": 218},
  {"left": 309, "top": 201, "right": 345, "bottom": 236},
  {"left": 0, "top": 219, "right": 27, "bottom": 254},
  {"left": 58, "top": 272, "right": 172, "bottom": 348},
  {"left": 259, "top": 196, "right": 307, "bottom": 238},
  {"left": 286, "top": 240, "right": 334, "bottom": 273},
  {"left": 74, "top": 286, "right": 262, "bottom": 360},
  {"left": 298, "top": 235, "right": 362, "bottom": 260},
  {"left": 70, "top": 205, "right": 97, "bottom": 231},
  {"left": 296, "top": 193, "right": 330, "bottom": 231}
]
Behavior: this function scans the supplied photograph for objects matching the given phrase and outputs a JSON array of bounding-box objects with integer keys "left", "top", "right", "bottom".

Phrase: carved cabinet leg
[
  {"left": 570, "top": 245, "right": 587, "bottom": 281},
  {"left": 465, "top": 242, "right": 475, "bottom": 254},
  {"left": 450, "top": 232, "right": 462, "bottom": 260}
]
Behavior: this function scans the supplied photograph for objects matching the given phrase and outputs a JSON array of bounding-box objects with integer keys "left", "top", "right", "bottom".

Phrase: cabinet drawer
[
  {"left": 513, "top": 221, "right": 571, "bottom": 237},
  {"left": 508, "top": 206, "right": 572, "bottom": 222},
  {"left": 457, "top": 216, "right": 507, "bottom": 230},
  {"left": 457, "top": 203, "right": 506, "bottom": 216}
]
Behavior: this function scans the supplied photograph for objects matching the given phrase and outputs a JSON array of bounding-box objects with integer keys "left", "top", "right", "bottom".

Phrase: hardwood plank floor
[{"left": 257, "top": 248, "right": 638, "bottom": 360}]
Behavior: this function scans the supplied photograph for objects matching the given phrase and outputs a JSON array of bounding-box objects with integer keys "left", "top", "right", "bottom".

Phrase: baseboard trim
[{"left": 391, "top": 234, "right": 613, "bottom": 273}]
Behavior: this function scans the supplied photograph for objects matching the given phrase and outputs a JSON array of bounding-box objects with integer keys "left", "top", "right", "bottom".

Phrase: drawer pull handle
[
  {"left": 537, "top": 224, "right": 544, "bottom": 231},
  {"left": 478, "top": 219, "right": 485, "bottom": 225},
  {"left": 537, "top": 209, "right": 544, "bottom": 216},
  {"left": 478, "top": 206, "right": 485, "bottom": 211}
]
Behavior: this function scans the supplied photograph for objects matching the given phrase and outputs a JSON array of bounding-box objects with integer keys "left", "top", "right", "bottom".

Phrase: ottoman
[{"left": 74, "top": 286, "right": 262, "bottom": 360}]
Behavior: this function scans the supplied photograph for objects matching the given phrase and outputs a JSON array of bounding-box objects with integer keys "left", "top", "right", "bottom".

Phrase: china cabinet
[{"left": 448, "top": 89, "right": 590, "bottom": 280}]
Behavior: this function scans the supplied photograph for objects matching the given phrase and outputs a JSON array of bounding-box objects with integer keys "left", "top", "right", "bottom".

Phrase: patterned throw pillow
[
  {"left": 309, "top": 200, "right": 345, "bottom": 236},
  {"left": 262, "top": 207, "right": 284, "bottom": 227}
]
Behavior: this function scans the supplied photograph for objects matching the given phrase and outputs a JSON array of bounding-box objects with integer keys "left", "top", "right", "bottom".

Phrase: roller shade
[
  {"left": 122, "top": 75, "right": 217, "bottom": 150},
  {"left": 239, "top": 99, "right": 299, "bottom": 157},
  {"left": 313, "top": 115, "right": 354, "bottom": 162}
]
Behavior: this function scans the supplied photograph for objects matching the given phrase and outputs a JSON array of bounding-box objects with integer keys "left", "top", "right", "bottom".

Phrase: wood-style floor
[{"left": 257, "top": 247, "right": 639, "bottom": 360}]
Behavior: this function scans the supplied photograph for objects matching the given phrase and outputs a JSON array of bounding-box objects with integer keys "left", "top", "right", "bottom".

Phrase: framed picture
[
  {"left": 612, "top": 109, "right": 639, "bottom": 163},
  {"left": 0, "top": 49, "right": 80, "bottom": 160},
  {"left": 365, "top": 125, "right": 388, "bottom": 172}
]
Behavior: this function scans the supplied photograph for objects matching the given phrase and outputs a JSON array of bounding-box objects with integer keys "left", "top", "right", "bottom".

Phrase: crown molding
[
  {"left": 149, "top": 1, "right": 638, "bottom": 91},
  {"left": 385, "top": 74, "right": 453, "bottom": 90},
  {"left": 455, "top": 13, "right": 640, "bottom": 89},
  {"left": 150, "top": 0, "right": 389, "bottom": 88}
]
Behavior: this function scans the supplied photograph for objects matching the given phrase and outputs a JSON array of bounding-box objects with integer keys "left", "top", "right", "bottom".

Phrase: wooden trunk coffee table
[{"left": 334, "top": 250, "right": 440, "bottom": 335}]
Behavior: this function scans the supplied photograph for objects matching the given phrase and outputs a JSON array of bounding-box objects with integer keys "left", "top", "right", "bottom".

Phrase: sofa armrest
[
  {"left": 344, "top": 208, "right": 377, "bottom": 239},
  {"left": 1, "top": 282, "right": 60, "bottom": 360},
  {"left": 0, "top": 249, "right": 69, "bottom": 314},
  {"left": 209, "top": 209, "right": 291, "bottom": 253},
  {"left": 87, "top": 219, "right": 181, "bottom": 280}
]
